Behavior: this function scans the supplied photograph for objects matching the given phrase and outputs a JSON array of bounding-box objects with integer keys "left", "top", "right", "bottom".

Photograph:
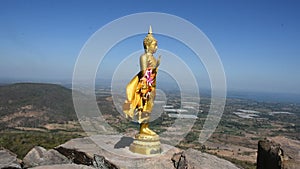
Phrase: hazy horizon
[{"left": 1, "top": 78, "right": 300, "bottom": 104}]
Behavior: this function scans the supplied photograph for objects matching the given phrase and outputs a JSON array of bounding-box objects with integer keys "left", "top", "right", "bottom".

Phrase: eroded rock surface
[
  {"left": 93, "top": 154, "right": 119, "bottom": 169},
  {"left": 55, "top": 135, "right": 240, "bottom": 169},
  {"left": 0, "top": 148, "right": 22, "bottom": 169},
  {"left": 30, "top": 163, "right": 95, "bottom": 169},
  {"left": 172, "top": 148, "right": 240, "bottom": 169},
  {"left": 1, "top": 135, "right": 244, "bottom": 169},
  {"left": 22, "top": 146, "right": 70, "bottom": 168}
]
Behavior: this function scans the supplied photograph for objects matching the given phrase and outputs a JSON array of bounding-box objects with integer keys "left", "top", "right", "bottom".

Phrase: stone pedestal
[{"left": 129, "top": 134, "right": 161, "bottom": 155}]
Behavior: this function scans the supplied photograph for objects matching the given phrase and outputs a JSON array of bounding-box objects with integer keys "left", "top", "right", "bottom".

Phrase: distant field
[{"left": 0, "top": 83, "right": 299, "bottom": 169}]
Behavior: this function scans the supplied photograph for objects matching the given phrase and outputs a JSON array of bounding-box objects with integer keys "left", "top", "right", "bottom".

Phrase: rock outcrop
[
  {"left": 1, "top": 135, "right": 242, "bottom": 169},
  {"left": 54, "top": 145, "right": 119, "bottom": 169},
  {"left": 172, "top": 148, "right": 240, "bottom": 169},
  {"left": 22, "top": 146, "right": 70, "bottom": 168},
  {"left": 54, "top": 135, "right": 177, "bottom": 169},
  {"left": 257, "top": 137, "right": 300, "bottom": 169},
  {"left": 54, "top": 146, "right": 93, "bottom": 166},
  {"left": 54, "top": 135, "right": 240, "bottom": 169},
  {"left": 93, "top": 154, "right": 119, "bottom": 169},
  {"left": 0, "top": 148, "right": 22, "bottom": 169},
  {"left": 30, "top": 164, "right": 95, "bottom": 169}
]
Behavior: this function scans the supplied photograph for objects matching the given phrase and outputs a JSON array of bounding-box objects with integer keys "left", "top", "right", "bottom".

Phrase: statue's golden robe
[{"left": 123, "top": 69, "right": 157, "bottom": 123}]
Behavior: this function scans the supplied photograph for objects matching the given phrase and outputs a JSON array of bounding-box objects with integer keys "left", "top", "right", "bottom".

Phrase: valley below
[{"left": 0, "top": 83, "right": 299, "bottom": 169}]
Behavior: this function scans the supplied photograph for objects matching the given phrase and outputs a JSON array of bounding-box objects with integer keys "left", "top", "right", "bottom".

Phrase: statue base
[{"left": 129, "top": 134, "right": 161, "bottom": 155}]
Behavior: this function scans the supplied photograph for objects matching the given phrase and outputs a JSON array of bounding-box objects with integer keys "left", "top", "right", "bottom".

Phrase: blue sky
[{"left": 1, "top": 0, "right": 300, "bottom": 94}]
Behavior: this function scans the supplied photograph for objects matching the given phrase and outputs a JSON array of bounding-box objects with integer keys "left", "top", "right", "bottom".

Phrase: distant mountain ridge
[{"left": 0, "top": 83, "right": 77, "bottom": 130}]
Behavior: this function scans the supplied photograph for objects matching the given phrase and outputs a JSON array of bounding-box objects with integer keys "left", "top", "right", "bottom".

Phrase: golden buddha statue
[{"left": 123, "top": 26, "right": 161, "bottom": 137}]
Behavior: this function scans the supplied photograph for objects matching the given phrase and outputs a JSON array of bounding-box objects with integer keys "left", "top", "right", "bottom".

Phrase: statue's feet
[
  {"left": 140, "top": 123, "right": 157, "bottom": 136},
  {"left": 140, "top": 128, "right": 157, "bottom": 136},
  {"left": 145, "top": 127, "right": 157, "bottom": 136}
]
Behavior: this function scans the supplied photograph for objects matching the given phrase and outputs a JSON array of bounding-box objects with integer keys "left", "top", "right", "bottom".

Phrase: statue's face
[{"left": 148, "top": 41, "right": 157, "bottom": 54}]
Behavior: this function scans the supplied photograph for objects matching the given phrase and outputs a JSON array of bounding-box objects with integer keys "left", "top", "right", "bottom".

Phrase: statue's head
[{"left": 143, "top": 26, "right": 157, "bottom": 54}]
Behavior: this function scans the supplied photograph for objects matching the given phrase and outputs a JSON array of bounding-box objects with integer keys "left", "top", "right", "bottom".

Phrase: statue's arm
[{"left": 140, "top": 54, "right": 148, "bottom": 74}]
